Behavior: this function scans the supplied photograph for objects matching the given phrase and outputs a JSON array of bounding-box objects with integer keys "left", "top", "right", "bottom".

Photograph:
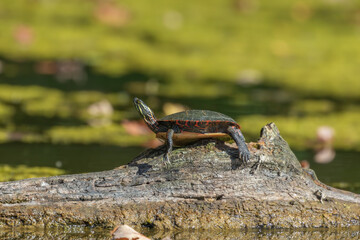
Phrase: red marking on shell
[{"left": 158, "top": 119, "right": 241, "bottom": 132}]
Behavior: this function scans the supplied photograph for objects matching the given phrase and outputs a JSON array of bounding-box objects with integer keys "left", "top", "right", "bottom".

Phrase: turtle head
[{"left": 133, "top": 97, "right": 157, "bottom": 127}]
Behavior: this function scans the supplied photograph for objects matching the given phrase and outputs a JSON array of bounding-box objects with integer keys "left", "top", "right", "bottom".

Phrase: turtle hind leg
[
  {"left": 227, "top": 126, "right": 251, "bottom": 164},
  {"left": 164, "top": 129, "right": 174, "bottom": 164}
]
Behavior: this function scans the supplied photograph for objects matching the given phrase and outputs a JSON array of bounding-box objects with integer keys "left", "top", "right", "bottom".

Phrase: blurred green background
[{"left": 0, "top": 0, "right": 358, "bottom": 192}]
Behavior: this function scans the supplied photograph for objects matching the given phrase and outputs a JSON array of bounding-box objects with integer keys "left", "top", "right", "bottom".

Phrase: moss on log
[{"left": 0, "top": 123, "right": 359, "bottom": 231}]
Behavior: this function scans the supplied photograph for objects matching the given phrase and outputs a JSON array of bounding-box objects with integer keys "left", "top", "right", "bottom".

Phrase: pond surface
[
  {"left": 294, "top": 150, "right": 360, "bottom": 193},
  {"left": 0, "top": 143, "right": 142, "bottom": 173},
  {"left": 1, "top": 226, "right": 359, "bottom": 239},
  {"left": 0, "top": 143, "right": 359, "bottom": 193}
]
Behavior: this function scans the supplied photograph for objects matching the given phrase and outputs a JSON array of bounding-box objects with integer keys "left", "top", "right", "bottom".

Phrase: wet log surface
[{"left": 0, "top": 123, "right": 359, "bottom": 230}]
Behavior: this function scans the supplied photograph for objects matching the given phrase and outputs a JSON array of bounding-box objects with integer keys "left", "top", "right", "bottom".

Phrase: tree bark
[{"left": 0, "top": 123, "right": 359, "bottom": 230}]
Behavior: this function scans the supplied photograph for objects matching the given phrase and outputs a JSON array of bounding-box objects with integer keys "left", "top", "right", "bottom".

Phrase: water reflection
[
  {"left": 168, "top": 228, "right": 360, "bottom": 240},
  {"left": 1, "top": 227, "right": 359, "bottom": 240}
]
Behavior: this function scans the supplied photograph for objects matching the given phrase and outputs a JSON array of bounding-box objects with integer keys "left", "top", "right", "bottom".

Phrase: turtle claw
[
  {"left": 163, "top": 153, "right": 171, "bottom": 165},
  {"left": 239, "top": 152, "right": 250, "bottom": 165}
]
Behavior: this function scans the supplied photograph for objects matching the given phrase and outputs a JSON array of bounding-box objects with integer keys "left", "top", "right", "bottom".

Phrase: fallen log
[{"left": 0, "top": 123, "right": 359, "bottom": 231}]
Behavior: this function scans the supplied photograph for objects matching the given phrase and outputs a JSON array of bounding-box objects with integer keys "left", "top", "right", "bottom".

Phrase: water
[
  {"left": 0, "top": 143, "right": 143, "bottom": 174},
  {"left": 295, "top": 150, "right": 360, "bottom": 193},
  {"left": 1, "top": 226, "right": 359, "bottom": 239}
]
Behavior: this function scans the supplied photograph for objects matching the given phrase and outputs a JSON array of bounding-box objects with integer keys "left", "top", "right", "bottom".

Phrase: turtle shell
[
  {"left": 157, "top": 110, "right": 239, "bottom": 145},
  {"left": 160, "top": 110, "right": 236, "bottom": 122}
]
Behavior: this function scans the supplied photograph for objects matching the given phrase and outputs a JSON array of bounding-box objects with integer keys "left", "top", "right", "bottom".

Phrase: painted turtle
[{"left": 133, "top": 98, "right": 250, "bottom": 164}]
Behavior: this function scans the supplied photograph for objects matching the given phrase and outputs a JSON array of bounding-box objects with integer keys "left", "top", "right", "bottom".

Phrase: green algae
[
  {"left": 0, "top": 82, "right": 358, "bottom": 151},
  {"left": 0, "top": 164, "right": 65, "bottom": 182},
  {"left": 0, "top": 1, "right": 360, "bottom": 98},
  {"left": 47, "top": 125, "right": 151, "bottom": 146}
]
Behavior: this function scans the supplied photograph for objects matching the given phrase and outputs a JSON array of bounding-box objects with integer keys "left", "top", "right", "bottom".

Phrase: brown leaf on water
[
  {"left": 14, "top": 25, "right": 34, "bottom": 46},
  {"left": 300, "top": 160, "right": 310, "bottom": 169},
  {"left": 143, "top": 138, "right": 163, "bottom": 148},
  {"left": 35, "top": 61, "right": 57, "bottom": 75},
  {"left": 7, "top": 132, "right": 25, "bottom": 141},
  {"left": 122, "top": 120, "right": 152, "bottom": 136},
  {"left": 232, "top": 0, "right": 258, "bottom": 13},
  {"left": 56, "top": 60, "right": 87, "bottom": 83},
  {"left": 314, "top": 147, "right": 336, "bottom": 164},
  {"left": 94, "top": 0, "right": 131, "bottom": 27},
  {"left": 87, "top": 100, "right": 114, "bottom": 117},
  {"left": 111, "top": 224, "right": 151, "bottom": 240},
  {"left": 316, "top": 126, "right": 335, "bottom": 144}
]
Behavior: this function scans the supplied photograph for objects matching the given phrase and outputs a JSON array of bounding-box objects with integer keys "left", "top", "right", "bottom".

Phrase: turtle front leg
[
  {"left": 227, "top": 126, "right": 250, "bottom": 164},
  {"left": 164, "top": 129, "right": 174, "bottom": 164}
]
